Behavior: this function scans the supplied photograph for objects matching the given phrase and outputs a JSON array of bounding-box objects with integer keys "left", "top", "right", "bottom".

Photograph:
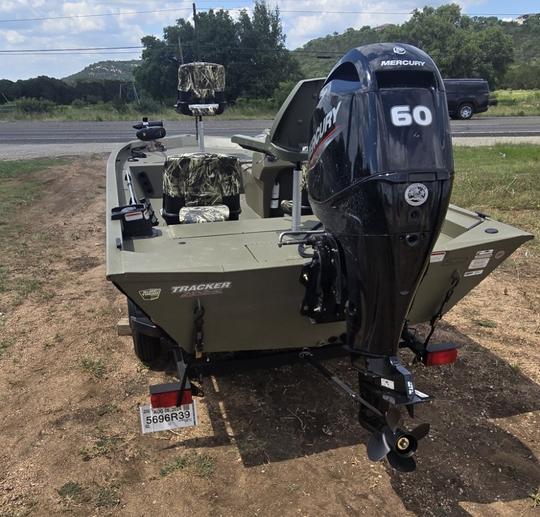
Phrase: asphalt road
[{"left": 1, "top": 116, "right": 540, "bottom": 145}]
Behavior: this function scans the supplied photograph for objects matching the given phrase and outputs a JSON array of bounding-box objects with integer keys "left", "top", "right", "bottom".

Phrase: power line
[
  {"left": 0, "top": 46, "right": 143, "bottom": 53},
  {"left": 0, "top": 6, "right": 528, "bottom": 24}
]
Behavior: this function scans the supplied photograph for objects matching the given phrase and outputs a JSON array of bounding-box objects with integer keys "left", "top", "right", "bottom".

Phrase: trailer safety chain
[
  {"left": 423, "top": 270, "right": 461, "bottom": 348},
  {"left": 193, "top": 301, "right": 205, "bottom": 359}
]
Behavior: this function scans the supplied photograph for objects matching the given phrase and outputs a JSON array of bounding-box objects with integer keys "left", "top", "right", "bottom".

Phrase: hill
[{"left": 63, "top": 60, "right": 140, "bottom": 83}]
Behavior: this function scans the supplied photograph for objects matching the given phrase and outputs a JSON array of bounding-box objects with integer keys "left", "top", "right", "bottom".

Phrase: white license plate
[{"left": 139, "top": 402, "right": 198, "bottom": 434}]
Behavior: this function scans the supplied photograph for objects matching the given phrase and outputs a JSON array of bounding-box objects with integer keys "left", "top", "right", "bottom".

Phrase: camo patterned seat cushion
[
  {"left": 179, "top": 205, "right": 230, "bottom": 224},
  {"left": 178, "top": 63, "right": 225, "bottom": 99},
  {"left": 163, "top": 153, "right": 242, "bottom": 206}
]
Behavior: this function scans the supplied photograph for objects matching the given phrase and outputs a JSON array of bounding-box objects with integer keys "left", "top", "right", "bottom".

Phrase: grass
[
  {"left": 0, "top": 337, "right": 16, "bottom": 359},
  {"left": 530, "top": 489, "right": 540, "bottom": 508},
  {"left": 80, "top": 357, "right": 106, "bottom": 379},
  {"left": 0, "top": 158, "right": 67, "bottom": 231},
  {"left": 452, "top": 144, "right": 540, "bottom": 259},
  {"left": 0, "top": 101, "right": 276, "bottom": 122},
  {"left": 57, "top": 481, "right": 119, "bottom": 508},
  {"left": 481, "top": 89, "right": 540, "bottom": 117},
  {"left": 80, "top": 435, "right": 124, "bottom": 461},
  {"left": 57, "top": 482, "right": 91, "bottom": 504},
  {"left": 95, "top": 485, "right": 120, "bottom": 508},
  {"left": 473, "top": 319, "right": 498, "bottom": 328},
  {"left": 160, "top": 451, "right": 215, "bottom": 478},
  {"left": 2, "top": 89, "right": 540, "bottom": 121}
]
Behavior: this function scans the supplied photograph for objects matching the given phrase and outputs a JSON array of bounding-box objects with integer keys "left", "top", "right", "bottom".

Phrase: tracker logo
[
  {"left": 308, "top": 101, "right": 342, "bottom": 157},
  {"left": 171, "top": 282, "right": 232, "bottom": 298},
  {"left": 139, "top": 288, "right": 161, "bottom": 301}
]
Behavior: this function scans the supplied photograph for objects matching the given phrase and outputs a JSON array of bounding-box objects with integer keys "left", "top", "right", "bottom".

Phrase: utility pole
[
  {"left": 192, "top": 3, "right": 200, "bottom": 61},
  {"left": 178, "top": 34, "right": 184, "bottom": 64}
]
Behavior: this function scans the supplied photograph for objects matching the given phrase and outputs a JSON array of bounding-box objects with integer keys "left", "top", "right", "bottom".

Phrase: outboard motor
[{"left": 306, "top": 43, "right": 453, "bottom": 470}]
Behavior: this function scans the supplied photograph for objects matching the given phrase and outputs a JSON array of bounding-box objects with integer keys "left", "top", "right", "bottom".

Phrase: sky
[{"left": 0, "top": 0, "right": 538, "bottom": 81}]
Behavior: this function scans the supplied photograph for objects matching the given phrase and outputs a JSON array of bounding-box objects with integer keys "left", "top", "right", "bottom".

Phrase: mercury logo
[
  {"left": 393, "top": 46, "right": 406, "bottom": 55},
  {"left": 380, "top": 59, "right": 425, "bottom": 67}
]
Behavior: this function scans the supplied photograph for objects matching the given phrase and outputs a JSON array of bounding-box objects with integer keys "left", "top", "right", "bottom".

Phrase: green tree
[
  {"left": 382, "top": 4, "right": 513, "bottom": 86},
  {"left": 235, "top": 2, "right": 300, "bottom": 98},
  {"left": 134, "top": 2, "right": 299, "bottom": 103}
]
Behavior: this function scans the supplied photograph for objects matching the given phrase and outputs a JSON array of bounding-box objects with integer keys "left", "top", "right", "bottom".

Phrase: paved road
[{"left": 1, "top": 116, "right": 540, "bottom": 145}]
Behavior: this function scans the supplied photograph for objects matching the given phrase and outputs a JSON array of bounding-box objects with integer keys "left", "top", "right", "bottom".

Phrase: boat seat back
[
  {"left": 176, "top": 62, "right": 227, "bottom": 116},
  {"left": 162, "top": 153, "right": 242, "bottom": 225}
]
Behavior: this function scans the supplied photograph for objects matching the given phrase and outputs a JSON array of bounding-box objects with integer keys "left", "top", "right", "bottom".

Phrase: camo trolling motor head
[{"left": 306, "top": 43, "right": 454, "bottom": 470}]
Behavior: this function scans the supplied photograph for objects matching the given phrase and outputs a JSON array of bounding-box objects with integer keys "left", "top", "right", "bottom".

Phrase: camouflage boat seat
[
  {"left": 162, "top": 153, "right": 242, "bottom": 225},
  {"left": 176, "top": 62, "right": 226, "bottom": 117}
]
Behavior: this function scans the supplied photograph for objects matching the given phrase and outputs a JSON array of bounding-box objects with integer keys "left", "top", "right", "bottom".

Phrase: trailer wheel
[
  {"left": 127, "top": 299, "right": 161, "bottom": 363},
  {"left": 457, "top": 103, "right": 474, "bottom": 120}
]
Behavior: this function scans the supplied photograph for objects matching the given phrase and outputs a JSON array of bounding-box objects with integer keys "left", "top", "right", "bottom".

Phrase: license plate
[{"left": 139, "top": 402, "right": 198, "bottom": 434}]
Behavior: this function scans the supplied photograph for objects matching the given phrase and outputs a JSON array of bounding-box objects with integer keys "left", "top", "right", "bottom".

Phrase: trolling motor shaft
[{"left": 305, "top": 43, "right": 454, "bottom": 470}]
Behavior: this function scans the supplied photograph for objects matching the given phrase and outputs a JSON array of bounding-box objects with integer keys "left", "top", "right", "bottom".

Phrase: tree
[
  {"left": 382, "top": 4, "right": 513, "bottom": 87},
  {"left": 235, "top": 2, "right": 300, "bottom": 98},
  {"left": 133, "top": 2, "right": 299, "bottom": 102}
]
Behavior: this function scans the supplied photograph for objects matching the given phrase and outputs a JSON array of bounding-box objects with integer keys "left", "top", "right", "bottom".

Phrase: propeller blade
[
  {"left": 386, "top": 407, "right": 403, "bottom": 432},
  {"left": 367, "top": 431, "right": 390, "bottom": 461},
  {"left": 410, "top": 423, "right": 430, "bottom": 441},
  {"left": 387, "top": 451, "right": 416, "bottom": 472}
]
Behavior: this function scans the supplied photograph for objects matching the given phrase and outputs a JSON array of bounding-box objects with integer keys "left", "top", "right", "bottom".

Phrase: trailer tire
[{"left": 127, "top": 299, "right": 161, "bottom": 363}]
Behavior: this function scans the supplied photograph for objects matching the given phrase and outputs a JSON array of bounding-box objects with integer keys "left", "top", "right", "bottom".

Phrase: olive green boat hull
[{"left": 106, "top": 136, "right": 533, "bottom": 354}]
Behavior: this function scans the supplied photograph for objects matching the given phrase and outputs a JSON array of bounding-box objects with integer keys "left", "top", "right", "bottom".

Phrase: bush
[
  {"left": 86, "top": 95, "right": 101, "bottom": 105},
  {"left": 133, "top": 98, "right": 163, "bottom": 114},
  {"left": 71, "top": 99, "right": 85, "bottom": 108},
  {"left": 15, "top": 97, "right": 56, "bottom": 114},
  {"left": 272, "top": 80, "right": 297, "bottom": 109},
  {"left": 111, "top": 98, "right": 129, "bottom": 114}
]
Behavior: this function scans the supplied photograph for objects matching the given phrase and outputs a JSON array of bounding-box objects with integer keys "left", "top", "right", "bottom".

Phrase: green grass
[
  {"left": 79, "top": 435, "right": 124, "bottom": 461},
  {"left": 0, "top": 158, "right": 67, "bottom": 230},
  {"left": 452, "top": 144, "right": 540, "bottom": 258},
  {"left": 57, "top": 482, "right": 91, "bottom": 504},
  {"left": 0, "top": 101, "right": 276, "bottom": 122},
  {"left": 80, "top": 357, "right": 106, "bottom": 379},
  {"left": 481, "top": 89, "right": 540, "bottom": 117},
  {"left": 160, "top": 452, "right": 215, "bottom": 478},
  {"left": 0, "top": 337, "right": 16, "bottom": 359}
]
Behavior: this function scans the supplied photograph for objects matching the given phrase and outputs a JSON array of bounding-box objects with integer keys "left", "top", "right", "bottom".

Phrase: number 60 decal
[{"left": 390, "top": 105, "right": 433, "bottom": 126}]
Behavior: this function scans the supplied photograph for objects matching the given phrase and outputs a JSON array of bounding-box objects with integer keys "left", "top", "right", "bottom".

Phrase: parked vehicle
[{"left": 443, "top": 78, "right": 497, "bottom": 119}]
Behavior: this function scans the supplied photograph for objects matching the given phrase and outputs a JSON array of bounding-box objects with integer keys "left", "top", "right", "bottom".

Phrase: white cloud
[{"left": 3, "top": 29, "right": 26, "bottom": 44}]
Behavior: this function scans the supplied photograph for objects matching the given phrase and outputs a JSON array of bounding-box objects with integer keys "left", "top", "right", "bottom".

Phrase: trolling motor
[{"left": 304, "top": 43, "right": 454, "bottom": 470}]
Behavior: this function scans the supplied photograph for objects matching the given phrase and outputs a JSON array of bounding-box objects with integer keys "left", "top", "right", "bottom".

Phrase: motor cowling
[{"left": 307, "top": 43, "right": 453, "bottom": 361}]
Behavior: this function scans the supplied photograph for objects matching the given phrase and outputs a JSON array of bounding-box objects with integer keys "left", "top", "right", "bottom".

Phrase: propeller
[{"left": 366, "top": 408, "right": 430, "bottom": 472}]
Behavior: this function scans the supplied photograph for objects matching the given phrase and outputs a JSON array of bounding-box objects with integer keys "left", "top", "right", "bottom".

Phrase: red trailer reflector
[
  {"left": 423, "top": 347, "right": 458, "bottom": 366},
  {"left": 149, "top": 382, "right": 193, "bottom": 408}
]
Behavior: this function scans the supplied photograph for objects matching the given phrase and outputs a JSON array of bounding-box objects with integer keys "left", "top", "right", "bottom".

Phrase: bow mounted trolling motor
[{"left": 305, "top": 43, "right": 454, "bottom": 470}]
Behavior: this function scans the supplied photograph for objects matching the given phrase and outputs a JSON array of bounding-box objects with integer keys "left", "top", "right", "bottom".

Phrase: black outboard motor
[{"left": 306, "top": 43, "right": 453, "bottom": 470}]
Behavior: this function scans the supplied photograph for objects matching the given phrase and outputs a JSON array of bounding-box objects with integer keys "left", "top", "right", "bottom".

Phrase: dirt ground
[{"left": 0, "top": 156, "right": 539, "bottom": 517}]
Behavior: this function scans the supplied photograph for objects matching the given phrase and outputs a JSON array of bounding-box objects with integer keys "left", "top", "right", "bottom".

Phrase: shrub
[
  {"left": 71, "top": 98, "right": 85, "bottom": 108},
  {"left": 15, "top": 97, "right": 56, "bottom": 114},
  {"left": 133, "top": 98, "right": 163, "bottom": 114}
]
